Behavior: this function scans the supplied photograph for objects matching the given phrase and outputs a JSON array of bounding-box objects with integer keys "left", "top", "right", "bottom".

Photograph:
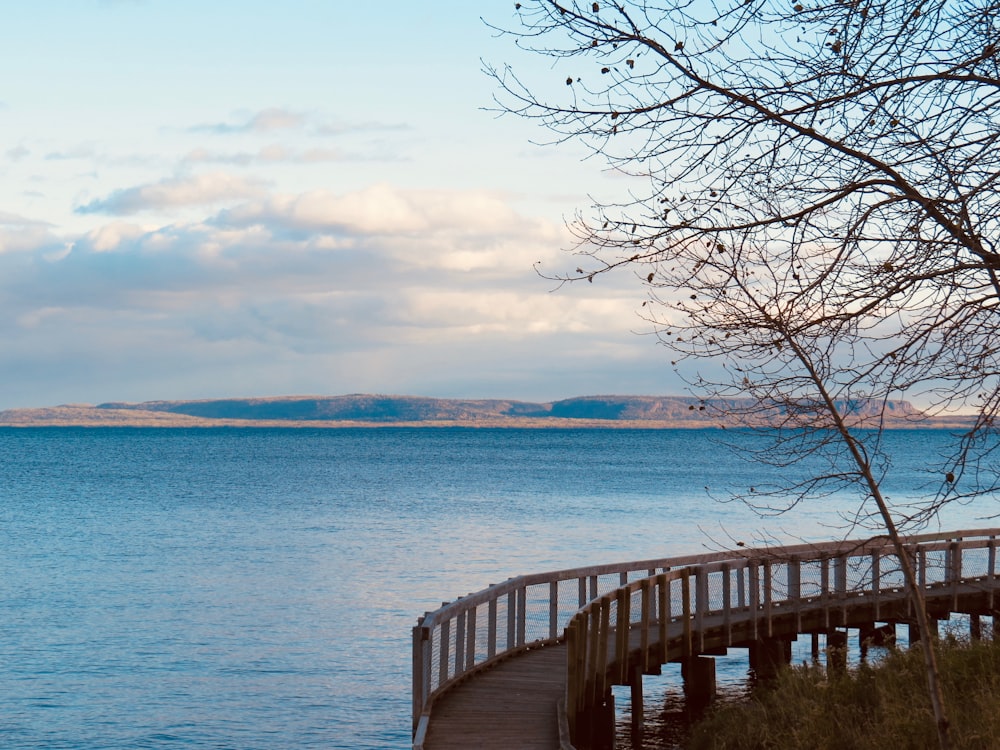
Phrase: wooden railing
[
  {"left": 565, "top": 529, "right": 1000, "bottom": 745},
  {"left": 411, "top": 548, "right": 753, "bottom": 744},
  {"left": 412, "top": 529, "right": 1000, "bottom": 749}
]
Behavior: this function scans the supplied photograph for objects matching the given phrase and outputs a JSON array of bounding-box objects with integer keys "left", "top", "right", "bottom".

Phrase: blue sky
[{"left": 0, "top": 1, "right": 677, "bottom": 408}]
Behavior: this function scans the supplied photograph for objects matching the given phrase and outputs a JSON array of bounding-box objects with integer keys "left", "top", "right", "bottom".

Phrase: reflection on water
[
  {"left": 614, "top": 653, "right": 754, "bottom": 750},
  {"left": 611, "top": 623, "right": 940, "bottom": 749}
]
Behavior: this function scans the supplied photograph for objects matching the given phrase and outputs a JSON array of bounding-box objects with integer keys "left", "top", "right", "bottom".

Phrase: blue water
[{"left": 0, "top": 427, "right": 994, "bottom": 749}]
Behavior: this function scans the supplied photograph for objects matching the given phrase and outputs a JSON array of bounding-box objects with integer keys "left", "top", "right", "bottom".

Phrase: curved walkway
[{"left": 412, "top": 529, "right": 1000, "bottom": 750}]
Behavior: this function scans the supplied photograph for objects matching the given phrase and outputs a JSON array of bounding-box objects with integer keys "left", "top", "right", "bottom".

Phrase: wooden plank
[{"left": 422, "top": 645, "right": 566, "bottom": 750}]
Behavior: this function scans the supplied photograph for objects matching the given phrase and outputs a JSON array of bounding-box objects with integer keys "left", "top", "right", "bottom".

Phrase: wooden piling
[
  {"left": 629, "top": 663, "right": 644, "bottom": 734},
  {"left": 682, "top": 655, "right": 716, "bottom": 707}
]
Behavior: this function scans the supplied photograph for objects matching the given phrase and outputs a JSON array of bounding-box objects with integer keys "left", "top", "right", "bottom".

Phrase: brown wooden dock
[
  {"left": 420, "top": 643, "right": 567, "bottom": 750},
  {"left": 413, "top": 529, "right": 1000, "bottom": 750}
]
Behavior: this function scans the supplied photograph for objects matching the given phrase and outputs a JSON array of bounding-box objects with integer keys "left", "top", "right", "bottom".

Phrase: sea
[{"left": 0, "top": 426, "right": 995, "bottom": 749}]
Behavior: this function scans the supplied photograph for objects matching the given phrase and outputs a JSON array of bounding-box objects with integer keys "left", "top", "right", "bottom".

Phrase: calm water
[{"left": 0, "top": 427, "right": 994, "bottom": 749}]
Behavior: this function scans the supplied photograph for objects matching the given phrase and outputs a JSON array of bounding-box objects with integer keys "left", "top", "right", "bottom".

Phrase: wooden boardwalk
[
  {"left": 420, "top": 644, "right": 567, "bottom": 750},
  {"left": 413, "top": 529, "right": 1000, "bottom": 750}
]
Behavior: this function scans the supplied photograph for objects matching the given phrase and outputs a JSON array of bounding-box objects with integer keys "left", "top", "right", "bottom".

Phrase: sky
[{"left": 0, "top": 0, "right": 680, "bottom": 409}]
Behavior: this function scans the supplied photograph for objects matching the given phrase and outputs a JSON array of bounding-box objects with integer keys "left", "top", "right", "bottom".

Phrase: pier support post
[
  {"left": 629, "top": 663, "right": 644, "bottom": 735},
  {"left": 682, "top": 655, "right": 716, "bottom": 708},
  {"left": 588, "top": 689, "right": 616, "bottom": 750},
  {"left": 811, "top": 633, "right": 821, "bottom": 664},
  {"left": 971, "top": 614, "right": 982, "bottom": 641},
  {"left": 749, "top": 637, "right": 791, "bottom": 680},
  {"left": 826, "top": 630, "right": 848, "bottom": 675}
]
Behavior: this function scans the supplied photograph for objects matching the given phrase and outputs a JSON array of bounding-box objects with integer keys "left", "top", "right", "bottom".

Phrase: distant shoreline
[{"left": 0, "top": 394, "right": 977, "bottom": 429}]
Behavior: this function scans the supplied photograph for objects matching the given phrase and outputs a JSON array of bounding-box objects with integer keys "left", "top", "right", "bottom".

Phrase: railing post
[
  {"left": 640, "top": 578, "right": 651, "bottom": 672},
  {"left": 574, "top": 613, "right": 588, "bottom": 715},
  {"left": 550, "top": 581, "right": 559, "bottom": 640},
  {"left": 722, "top": 562, "right": 733, "bottom": 645},
  {"left": 989, "top": 537, "right": 997, "bottom": 611},
  {"left": 682, "top": 570, "right": 693, "bottom": 658},
  {"left": 821, "top": 555, "right": 830, "bottom": 630},
  {"left": 871, "top": 549, "right": 881, "bottom": 620},
  {"left": 507, "top": 590, "right": 517, "bottom": 651},
  {"left": 588, "top": 604, "right": 602, "bottom": 708},
  {"left": 517, "top": 586, "right": 527, "bottom": 647},
  {"left": 439, "top": 618, "right": 451, "bottom": 687},
  {"left": 597, "top": 596, "right": 611, "bottom": 698},
  {"left": 657, "top": 573, "right": 669, "bottom": 662},
  {"left": 763, "top": 560, "right": 773, "bottom": 638},
  {"left": 616, "top": 588, "right": 630, "bottom": 684},
  {"left": 412, "top": 620, "right": 428, "bottom": 733},
  {"left": 466, "top": 606, "right": 477, "bottom": 670},
  {"left": 903, "top": 544, "right": 916, "bottom": 618},
  {"left": 695, "top": 567, "right": 708, "bottom": 652},
  {"left": 737, "top": 563, "right": 746, "bottom": 610},
  {"left": 949, "top": 541, "right": 961, "bottom": 609},
  {"left": 749, "top": 561, "right": 760, "bottom": 641},
  {"left": 487, "top": 598, "right": 497, "bottom": 659},
  {"left": 788, "top": 557, "right": 801, "bottom": 631},
  {"left": 455, "top": 611, "right": 466, "bottom": 676},
  {"left": 565, "top": 620, "right": 578, "bottom": 739},
  {"left": 835, "top": 553, "right": 848, "bottom": 625}
]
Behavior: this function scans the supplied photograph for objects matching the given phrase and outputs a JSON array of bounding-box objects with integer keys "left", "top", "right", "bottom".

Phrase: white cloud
[
  {"left": 191, "top": 107, "right": 306, "bottom": 134},
  {"left": 182, "top": 145, "right": 346, "bottom": 166},
  {"left": 0, "top": 211, "right": 60, "bottom": 255},
  {"left": 76, "top": 172, "right": 268, "bottom": 215},
  {"left": 216, "top": 183, "right": 530, "bottom": 236},
  {"left": 0, "top": 181, "right": 671, "bottom": 407},
  {"left": 80, "top": 221, "right": 150, "bottom": 252}
]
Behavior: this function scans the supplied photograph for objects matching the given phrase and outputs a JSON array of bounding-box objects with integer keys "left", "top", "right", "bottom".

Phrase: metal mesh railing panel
[
  {"left": 877, "top": 553, "right": 906, "bottom": 591},
  {"left": 923, "top": 549, "right": 949, "bottom": 585},
  {"left": 799, "top": 559, "right": 825, "bottom": 599},
  {"left": 962, "top": 546, "right": 990, "bottom": 578}
]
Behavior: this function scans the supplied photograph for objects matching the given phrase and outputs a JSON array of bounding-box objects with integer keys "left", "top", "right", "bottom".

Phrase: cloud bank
[
  {"left": 1, "top": 182, "right": 665, "bottom": 407},
  {"left": 77, "top": 173, "right": 269, "bottom": 215}
]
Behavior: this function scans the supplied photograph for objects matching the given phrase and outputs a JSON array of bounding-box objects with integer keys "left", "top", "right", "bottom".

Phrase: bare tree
[{"left": 488, "top": 1, "right": 1000, "bottom": 747}]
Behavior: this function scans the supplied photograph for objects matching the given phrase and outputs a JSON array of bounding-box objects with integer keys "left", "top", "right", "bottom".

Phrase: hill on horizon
[{"left": 0, "top": 393, "right": 971, "bottom": 428}]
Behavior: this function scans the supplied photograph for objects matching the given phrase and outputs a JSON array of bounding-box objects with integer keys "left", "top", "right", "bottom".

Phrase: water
[{"left": 0, "top": 427, "right": 994, "bottom": 749}]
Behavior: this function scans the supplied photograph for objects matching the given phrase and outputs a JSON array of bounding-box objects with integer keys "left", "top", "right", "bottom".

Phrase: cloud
[
  {"left": 45, "top": 144, "right": 99, "bottom": 161},
  {"left": 5, "top": 146, "right": 29, "bottom": 161},
  {"left": 0, "top": 182, "right": 671, "bottom": 408},
  {"left": 182, "top": 145, "right": 346, "bottom": 166},
  {"left": 191, "top": 107, "right": 306, "bottom": 134},
  {"left": 76, "top": 172, "right": 268, "bottom": 215},
  {"left": 0, "top": 211, "right": 53, "bottom": 227},
  {"left": 214, "top": 183, "right": 532, "bottom": 237},
  {"left": 313, "top": 119, "right": 410, "bottom": 136},
  {"left": 0, "top": 211, "right": 61, "bottom": 255},
  {"left": 78, "top": 221, "right": 150, "bottom": 252}
]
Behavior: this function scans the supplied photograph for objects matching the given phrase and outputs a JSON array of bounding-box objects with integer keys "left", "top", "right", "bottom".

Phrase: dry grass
[{"left": 690, "top": 635, "right": 1000, "bottom": 749}]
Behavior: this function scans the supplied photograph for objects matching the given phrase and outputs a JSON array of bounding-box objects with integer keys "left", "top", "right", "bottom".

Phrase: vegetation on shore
[{"left": 689, "top": 635, "right": 1000, "bottom": 749}]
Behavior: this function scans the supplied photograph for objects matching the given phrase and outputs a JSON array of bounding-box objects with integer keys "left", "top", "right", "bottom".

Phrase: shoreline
[{"left": 0, "top": 408, "right": 976, "bottom": 430}]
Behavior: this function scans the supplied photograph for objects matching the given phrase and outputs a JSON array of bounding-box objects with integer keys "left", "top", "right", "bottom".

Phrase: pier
[{"left": 412, "top": 529, "right": 1000, "bottom": 749}]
